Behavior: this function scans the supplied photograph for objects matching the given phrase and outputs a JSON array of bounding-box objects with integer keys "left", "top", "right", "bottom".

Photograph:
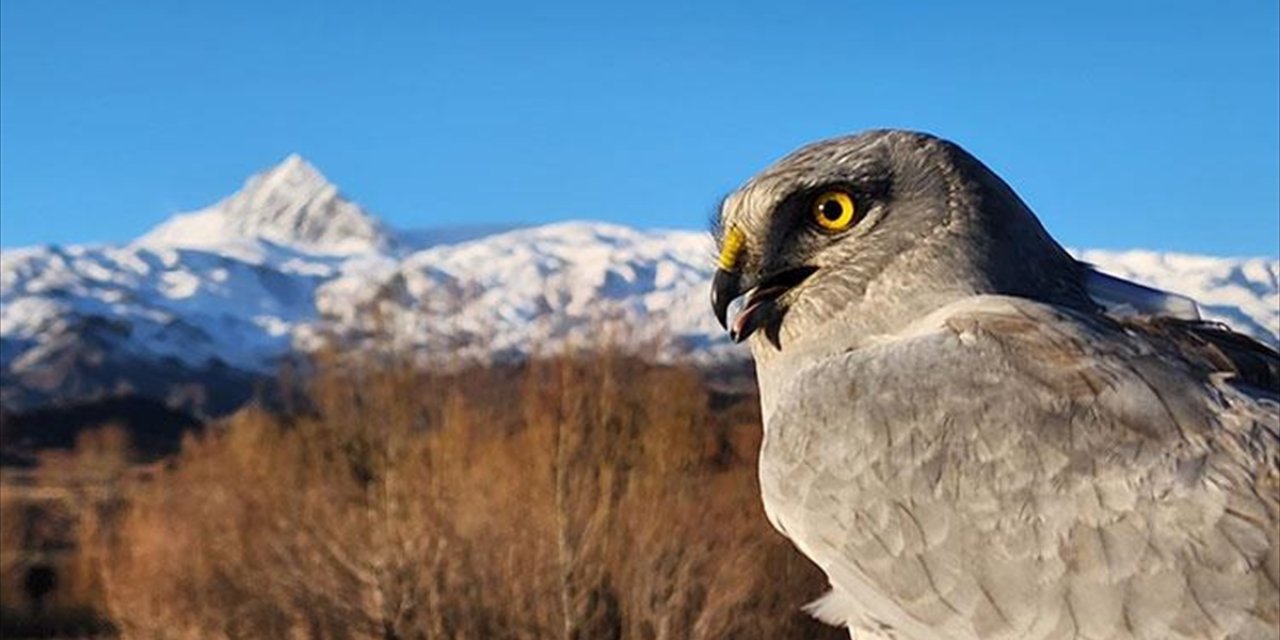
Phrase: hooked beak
[
  {"left": 711, "top": 268, "right": 742, "bottom": 330},
  {"left": 711, "top": 265, "right": 818, "bottom": 346}
]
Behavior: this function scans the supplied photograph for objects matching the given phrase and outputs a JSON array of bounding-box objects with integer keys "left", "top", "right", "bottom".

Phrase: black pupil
[{"left": 820, "top": 199, "right": 844, "bottom": 221}]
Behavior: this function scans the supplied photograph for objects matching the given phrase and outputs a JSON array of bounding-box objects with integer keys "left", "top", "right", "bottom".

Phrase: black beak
[
  {"left": 711, "top": 268, "right": 743, "bottom": 330},
  {"left": 710, "top": 265, "right": 818, "bottom": 346}
]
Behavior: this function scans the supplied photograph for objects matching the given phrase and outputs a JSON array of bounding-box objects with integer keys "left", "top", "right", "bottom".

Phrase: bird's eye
[{"left": 811, "top": 190, "right": 857, "bottom": 232}]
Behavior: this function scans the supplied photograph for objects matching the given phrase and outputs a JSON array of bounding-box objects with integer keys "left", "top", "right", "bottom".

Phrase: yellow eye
[{"left": 811, "top": 190, "right": 857, "bottom": 231}]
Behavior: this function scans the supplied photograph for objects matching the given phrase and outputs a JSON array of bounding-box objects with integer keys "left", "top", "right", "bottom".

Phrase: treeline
[{"left": 7, "top": 350, "right": 842, "bottom": 639}]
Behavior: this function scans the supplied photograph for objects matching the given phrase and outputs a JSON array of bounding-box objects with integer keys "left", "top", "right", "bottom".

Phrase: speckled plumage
[{"left": 713, "top": 130, "right": 1280, "bottom": 639}]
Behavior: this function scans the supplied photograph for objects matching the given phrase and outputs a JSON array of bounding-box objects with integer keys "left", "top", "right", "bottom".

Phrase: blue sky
[{"left": 1, "top": 1, "right": 1277, "bottom": 256}]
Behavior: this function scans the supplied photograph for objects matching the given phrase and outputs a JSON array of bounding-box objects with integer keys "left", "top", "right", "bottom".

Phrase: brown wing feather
[{"left": 1118, "top": 317, "right": 1280, "bottom": 393}]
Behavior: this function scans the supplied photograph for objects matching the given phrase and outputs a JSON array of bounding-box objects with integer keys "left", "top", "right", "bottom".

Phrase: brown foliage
[
  {"left": 0, "top": 425, "right": 130, "bottom": 636},
  {"left": 88, "top": 352, "right": 842, "bottom": 640}
]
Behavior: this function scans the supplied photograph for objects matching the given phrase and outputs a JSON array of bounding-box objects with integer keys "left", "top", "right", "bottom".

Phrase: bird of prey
[{"left": 709, "top": 130, "right": 1279, "bottom": 640}]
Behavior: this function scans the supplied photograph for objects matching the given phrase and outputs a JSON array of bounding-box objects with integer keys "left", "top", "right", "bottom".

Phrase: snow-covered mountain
[
  {"left": 2, "top": 156, "right": 1277, "bottom": 416},
  {"left": 138, "top": 154, "right": 391, "bottom": 254}
]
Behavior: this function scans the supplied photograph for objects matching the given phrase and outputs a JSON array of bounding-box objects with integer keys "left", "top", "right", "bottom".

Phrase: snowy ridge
[
  {"left": 138, "top": 154, "right": 390, "bottom": 254},
  {"left": 1075, "top": 249, "right": 1279, "bottom": 344},
  {"left": 2, "top": 155, "right": 1276, "bottom": 414},
  {"left": 311, "top": 222, "right": 725, "bottom": 364}
]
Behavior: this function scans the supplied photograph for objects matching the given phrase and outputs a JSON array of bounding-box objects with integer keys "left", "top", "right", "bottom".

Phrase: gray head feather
[{"left": 716, "top": 129, "right": 1094, "bottom": 362}]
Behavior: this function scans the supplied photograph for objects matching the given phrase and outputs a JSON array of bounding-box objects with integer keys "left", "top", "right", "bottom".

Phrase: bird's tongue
[{"left": 732, "top": 298, "right": 769, "bottom": 338}]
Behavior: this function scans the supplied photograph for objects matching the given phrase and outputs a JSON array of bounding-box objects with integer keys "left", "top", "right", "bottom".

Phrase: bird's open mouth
[{"left": 712, "top": 266, "right": 817, "bottom": 345}]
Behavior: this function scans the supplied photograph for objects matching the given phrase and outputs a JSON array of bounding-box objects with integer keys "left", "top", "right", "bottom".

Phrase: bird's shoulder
[
  {"left": 759, "top": 295, "right": 1279, "bottom": 639},
  {"left": 769, "top": 294, "right": 1276, "bottom": 453}
]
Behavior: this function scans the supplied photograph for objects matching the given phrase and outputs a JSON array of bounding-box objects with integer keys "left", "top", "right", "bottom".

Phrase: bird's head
[{"left": 711, "top": 129, "right": 1091, "bottom": 357}]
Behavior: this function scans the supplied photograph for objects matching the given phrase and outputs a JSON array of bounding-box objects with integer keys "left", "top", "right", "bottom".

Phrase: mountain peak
[
  {"left": 260, "top": 153, "right": 326, "bottom": 189},
  {"left": 138, "top": 155, "right": 390, "bottom": 255},
  {"left": 280, "top": 152, "right": 307, "bottom": 168},
  {"left": 231, "top": 154, "right": 340, "bottom": 218}
]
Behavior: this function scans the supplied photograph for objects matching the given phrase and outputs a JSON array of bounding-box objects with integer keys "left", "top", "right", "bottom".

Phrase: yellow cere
[
  {"left": 812, "top": 190, "right": 857, "bottom": 231},
  {"left": 717, "top": 226, "right": 746, "bottom": 271}
]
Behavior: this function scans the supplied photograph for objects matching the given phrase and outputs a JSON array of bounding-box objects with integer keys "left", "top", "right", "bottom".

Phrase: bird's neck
[{"left": 750, "top": 243, "right": 1091, "bottom": 382}]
